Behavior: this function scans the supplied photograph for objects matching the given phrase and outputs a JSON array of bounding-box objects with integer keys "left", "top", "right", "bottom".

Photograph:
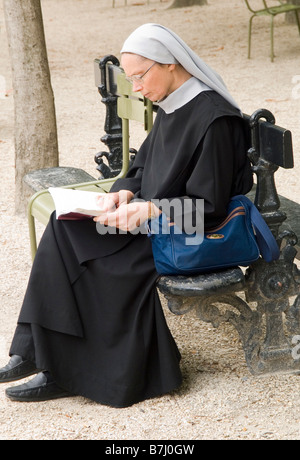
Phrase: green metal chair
[
  {"left": 27, "top": 70, "right": 154, "bottom": 260},
  {"left": 243, "top": 0, "right": 300, "bottom": 61}
]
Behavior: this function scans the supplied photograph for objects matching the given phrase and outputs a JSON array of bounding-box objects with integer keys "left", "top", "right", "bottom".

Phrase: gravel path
[{"left": 0, "top": 0, "right": 299, "bottom": 440}]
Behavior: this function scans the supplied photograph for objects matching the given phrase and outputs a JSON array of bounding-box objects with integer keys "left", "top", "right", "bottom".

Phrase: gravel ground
[{"left": 0, "top": 0, "right": 300, "bottom": 440}]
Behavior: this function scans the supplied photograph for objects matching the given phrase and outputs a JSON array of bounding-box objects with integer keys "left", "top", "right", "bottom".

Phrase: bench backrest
[
  {"left": 94, "top": 57, "right": 155, "bottom": 177},
  {"left": 243, "top": 112, "right": 293, "bottom": 169}
]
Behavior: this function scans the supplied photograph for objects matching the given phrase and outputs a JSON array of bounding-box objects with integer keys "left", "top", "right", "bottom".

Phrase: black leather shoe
[
  {"left": 5, "top": 372, "right": 72, "bottom": 402},
  {"left": 0, "top": 355, "right": 39, "bottom": 383}
]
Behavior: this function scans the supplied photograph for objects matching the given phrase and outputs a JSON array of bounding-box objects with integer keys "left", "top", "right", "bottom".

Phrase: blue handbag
[{"left": 147, "top": 195, "right": 280, "bottom": 276}]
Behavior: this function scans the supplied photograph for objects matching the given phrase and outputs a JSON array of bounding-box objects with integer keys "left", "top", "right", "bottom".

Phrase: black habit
[{"left": 10, "top": 91, "right": 253, "bottom": 407}]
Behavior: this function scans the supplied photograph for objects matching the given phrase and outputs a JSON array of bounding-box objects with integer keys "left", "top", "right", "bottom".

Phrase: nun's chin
[{"left": 156, "top": 96, "right": 167, "bottom": 103}]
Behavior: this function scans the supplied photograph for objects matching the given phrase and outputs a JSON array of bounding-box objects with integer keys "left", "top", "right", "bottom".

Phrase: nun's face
[{"left": 121, "top": 53, "right": 176, "bottom": 102}]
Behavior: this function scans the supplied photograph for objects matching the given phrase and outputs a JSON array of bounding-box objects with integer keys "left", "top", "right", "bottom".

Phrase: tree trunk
[
  {"left": 169, "top": 0, "right": 207, "bottom": 8},
  {"left": 3, "top": 0, "right": 59, "bottom": 213},
  {"left": 286, "top": 0, "right": 300, "bottom": 23}
]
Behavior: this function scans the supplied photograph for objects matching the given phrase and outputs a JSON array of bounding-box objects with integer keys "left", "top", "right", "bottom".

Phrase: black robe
[{"left": 10, "top": 91, "right": 253, "bottom": 407}]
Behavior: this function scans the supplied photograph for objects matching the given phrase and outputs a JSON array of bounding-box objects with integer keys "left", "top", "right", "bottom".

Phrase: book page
[{"left": 49, "top": 187, "right": 107, "bottom": 219}]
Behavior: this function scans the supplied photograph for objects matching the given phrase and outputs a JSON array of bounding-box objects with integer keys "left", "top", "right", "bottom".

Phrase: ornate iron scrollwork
[
  {"left": 94, "top": 55, "right": 123, "bottom": 179},
  {"left": 94, "top": 56, "right": 136, "bottom": 179}
]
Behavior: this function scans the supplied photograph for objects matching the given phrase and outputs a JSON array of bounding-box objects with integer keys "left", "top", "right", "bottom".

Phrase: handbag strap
[{"left": 232, "top": 195, "right": 280, "bottom": 262}]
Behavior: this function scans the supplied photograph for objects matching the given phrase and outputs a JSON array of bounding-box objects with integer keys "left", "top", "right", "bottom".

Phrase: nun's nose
[{"left": 132, "top": 81, "right": 143, "bottom": 92}]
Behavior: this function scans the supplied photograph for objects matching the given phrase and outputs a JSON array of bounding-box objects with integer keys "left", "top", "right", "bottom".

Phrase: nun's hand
[
  {"left": 94, "top": 201, "right": 152, "bottom": 232},
  {"left": 96, "top": 190, "right": 134, "bottom": 213}
]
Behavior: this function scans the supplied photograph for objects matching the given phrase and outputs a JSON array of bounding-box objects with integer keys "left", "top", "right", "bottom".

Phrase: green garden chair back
[
  {"left": 117, "top": 72, "right": 153, "bottom": 165},
  {"left": 243, "top": 0, "right": 300, "bottom": 61}
]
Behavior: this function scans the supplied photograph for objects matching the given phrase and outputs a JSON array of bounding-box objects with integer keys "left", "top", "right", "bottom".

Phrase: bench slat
[{"left": 117, "top": 96, "right": 148, "bottom": 124}]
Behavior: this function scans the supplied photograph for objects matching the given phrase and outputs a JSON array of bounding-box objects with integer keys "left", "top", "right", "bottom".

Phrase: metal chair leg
[
  {"left": 28, "top": 212, "right": 38, "bottom": 261},
  {"left": 112, "top": 0, "right": 127, "bottom": 6},
  {"left": 270, "top": 15, "right": 275, "bottom": 62},
  {"left": 294, "top": 10, "right": 300, "bottom": 36},
  {"left": 248, "top": 15, "right": 255, "bottom": 59}
]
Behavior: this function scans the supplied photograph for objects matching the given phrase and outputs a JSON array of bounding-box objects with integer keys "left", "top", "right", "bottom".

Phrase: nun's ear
[{"left": 166, "top": 64, "right": 176, "bottom": 72}]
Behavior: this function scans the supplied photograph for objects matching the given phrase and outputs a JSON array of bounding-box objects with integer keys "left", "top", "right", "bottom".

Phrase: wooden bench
[{"left": 24, "top": 54, "right": 300, "bottom": 377}]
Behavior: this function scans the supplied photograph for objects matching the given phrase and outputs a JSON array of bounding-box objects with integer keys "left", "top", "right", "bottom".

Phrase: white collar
[{"left": 157, "top": 77, "right": 211, "bottom": 114}]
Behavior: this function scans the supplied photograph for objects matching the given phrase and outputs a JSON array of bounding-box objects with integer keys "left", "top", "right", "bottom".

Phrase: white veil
[{"left": 121, "top": 23, "right": 240, "bottom": 111}]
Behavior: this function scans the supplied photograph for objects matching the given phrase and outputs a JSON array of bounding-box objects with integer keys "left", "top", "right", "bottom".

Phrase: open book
[{"left": 49, "top": 187, "right": 107, "bottom": 220}]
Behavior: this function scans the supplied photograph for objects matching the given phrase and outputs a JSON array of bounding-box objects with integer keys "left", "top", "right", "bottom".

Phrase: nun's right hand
[{"left": 96, "top": 190, "right": 134, "bottom": 212}]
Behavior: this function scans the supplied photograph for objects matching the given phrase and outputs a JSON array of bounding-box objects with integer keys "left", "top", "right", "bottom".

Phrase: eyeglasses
[{"left": 125, "top": 62, "right": 156, "bottom": 84}]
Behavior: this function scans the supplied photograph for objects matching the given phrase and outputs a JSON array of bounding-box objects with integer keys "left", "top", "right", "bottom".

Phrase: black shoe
[
  {"left": 5, "top": 371, "right": 72, "bottom": 402},
  {"left": 0, "top": 355, "right": 39, "bottom": 383}
]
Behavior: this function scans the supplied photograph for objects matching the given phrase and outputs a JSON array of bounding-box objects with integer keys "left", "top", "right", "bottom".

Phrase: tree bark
[
  {"left": 3, "top": 0, "right": 59, "bottom": 213},
  {"left": 168, "top": 0, "right": 207, "bottom": 8}
]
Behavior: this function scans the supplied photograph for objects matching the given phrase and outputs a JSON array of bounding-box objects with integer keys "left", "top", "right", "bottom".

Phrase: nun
[{"left": 0, "top": 24, "right": 253, "bottom": 407}]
